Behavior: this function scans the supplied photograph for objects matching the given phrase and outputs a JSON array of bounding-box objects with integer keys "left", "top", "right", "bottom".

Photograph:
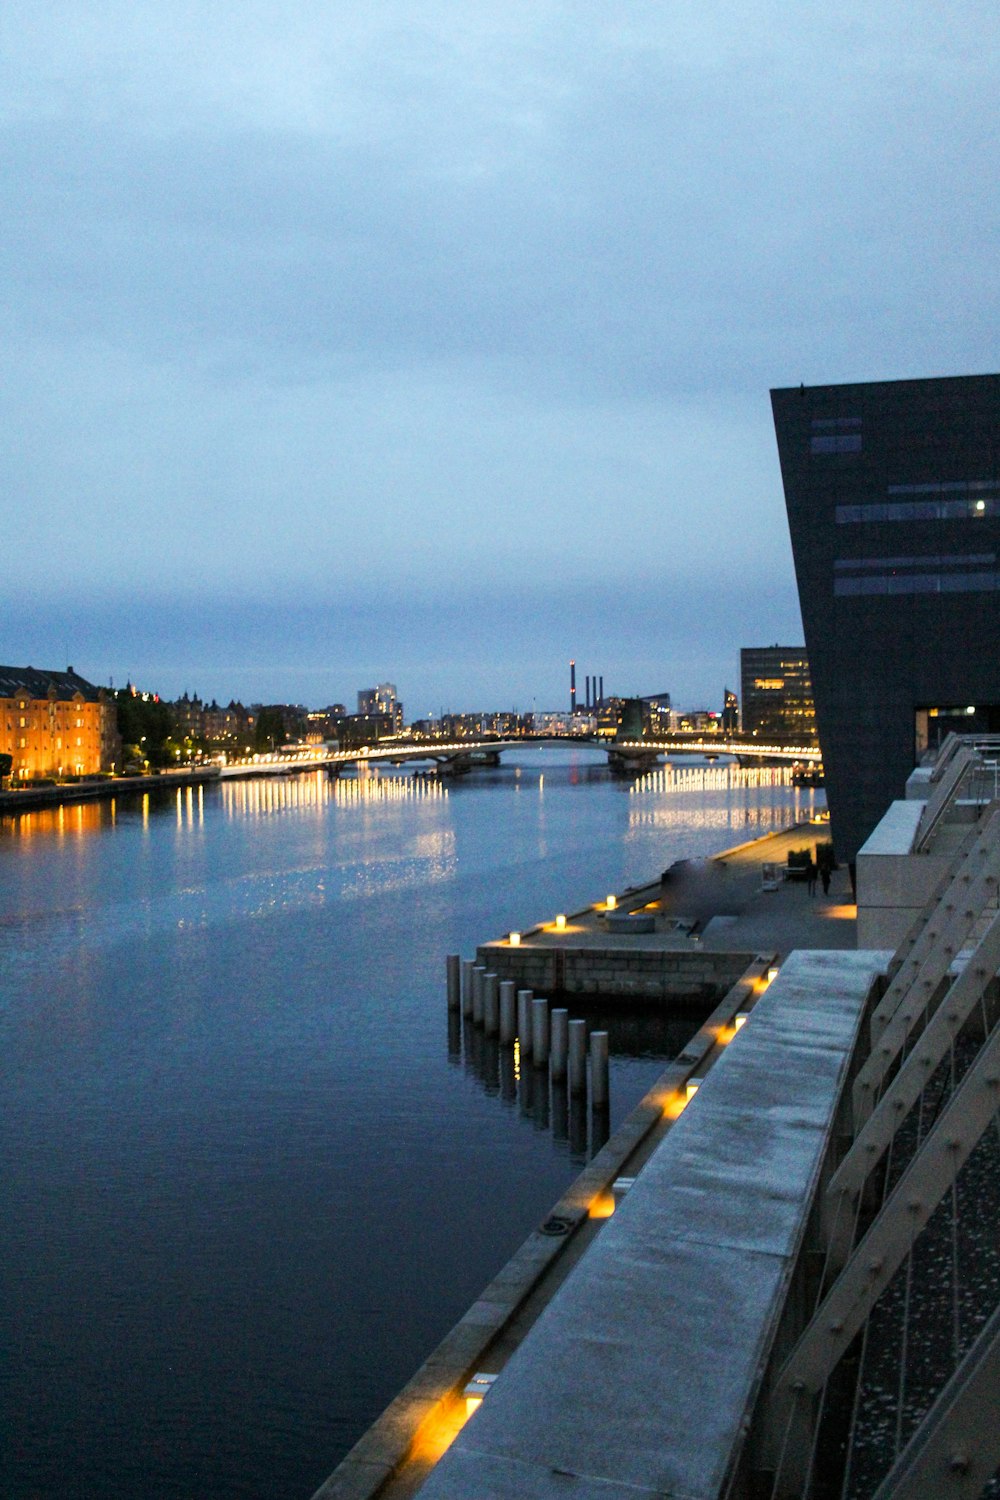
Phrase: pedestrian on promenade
[
  {"left": 820, "top": 864, "right": 831, "bottom": 896},
  {"left": 806, "top": 857, "right": 818, "bottom": 897}
]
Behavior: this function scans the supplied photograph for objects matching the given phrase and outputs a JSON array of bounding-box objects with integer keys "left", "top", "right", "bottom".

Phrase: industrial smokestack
[
  {"left": 598, "top": 675, "right": 604, "bottom": 705},
  {"left": 570, "top": 659, "right": 577, "bottom": 714},
  {"left": 585, "top": 674, "right": 591, "bottom": 710}
]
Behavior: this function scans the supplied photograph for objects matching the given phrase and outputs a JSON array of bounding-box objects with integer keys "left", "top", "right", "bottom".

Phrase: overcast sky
[{"left": 3, "top": 2, "right": 997, "bottom": 713}]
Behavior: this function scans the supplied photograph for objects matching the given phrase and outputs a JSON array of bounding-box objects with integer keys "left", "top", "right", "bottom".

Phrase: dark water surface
[{"left": 0, "top": 750, "right": 820, "bottom": 1498}]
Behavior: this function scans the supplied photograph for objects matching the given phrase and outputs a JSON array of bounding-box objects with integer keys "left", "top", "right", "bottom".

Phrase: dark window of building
[
  {"left": 834, "top": 553, "right": 996, "bottom": 571},
  {"left": 836, "top": 493, "right": 997, "bottom": 523},
  {"left": 835, "top": 572, "right": 999, "bottom": 596},
  {"left": 888, "top": 480, "right": 997, "bottom": 495},
  {"left": 811, "top": 416, "right": 862, "bottom": 455}
]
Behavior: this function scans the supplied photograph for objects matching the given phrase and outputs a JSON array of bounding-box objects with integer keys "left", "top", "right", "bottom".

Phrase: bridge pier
[
  {"left": 434, "top": 750, "right": 502, "bottom": 777},
  {"left": 434, "top": 754, "right": 472, "bottom": 777},
  {"left": 607, "top": 749, "right": 662, "bottom": 775}
]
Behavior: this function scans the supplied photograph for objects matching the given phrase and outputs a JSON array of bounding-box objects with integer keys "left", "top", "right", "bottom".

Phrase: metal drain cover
[{"left": 540, "top": 1215, "right": 572, "bottom": 1237}]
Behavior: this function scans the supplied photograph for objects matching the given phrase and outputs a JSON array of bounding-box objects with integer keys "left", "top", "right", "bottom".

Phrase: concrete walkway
[
  {"left": 415, "top": 950, "right": 887, "bottom": 1500},
  {"left": 506, "top": 823, "right": 857, "bottom": 963}
]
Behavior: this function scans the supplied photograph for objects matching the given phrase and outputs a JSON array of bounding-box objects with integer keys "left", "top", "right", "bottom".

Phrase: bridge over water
[{"left": 323, "top": 733, "right": 822, "bottom": 777}]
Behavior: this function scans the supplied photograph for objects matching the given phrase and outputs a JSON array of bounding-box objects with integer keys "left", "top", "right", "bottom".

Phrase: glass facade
[{"left": 739, "top": 647, "right": 817, "bottom": 742}]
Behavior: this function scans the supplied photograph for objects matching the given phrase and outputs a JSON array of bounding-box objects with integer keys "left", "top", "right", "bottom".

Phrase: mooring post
[
  {"left": 568, "top": 1018, "right": 587, "bottom": 1095},
  {"left": 484, "top": 973, "right": 500, "bottom": 1036},
  {"left": 446, "top": 954, "right": 460, "bottom": 1011},
  {"left": 590, "top": 1030, "right": 609, "bottom": 1108},
  {"left": 461, "top": 959, "right": 474, "bottom": 1018},
  {"left": 472, "top": 965, "right": 486, "bottom": 1025},
  {"left": 550, "top": 1008, "right": 569, "bottom": 1082},
  {"left": 518, "top": 989, "right": 533, "bottom": 1059},
  {"left": 532, "top": 996, "right": 550, "bottom": 1067},
  {"left": 499, "top": 981, "right": 516, "bottom": 1044}
]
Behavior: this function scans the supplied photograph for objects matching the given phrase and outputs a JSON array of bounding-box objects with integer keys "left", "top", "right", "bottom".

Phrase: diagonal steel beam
[
  {"left": 837, "top": 910, "right": 1000, "bottom": 1198},
  {"left": 779, "top": 1020, "right": 1000, "bottom": 1396},
  {"left": 870, "top": 1299, "right": 1000, "bottom": 1499}
]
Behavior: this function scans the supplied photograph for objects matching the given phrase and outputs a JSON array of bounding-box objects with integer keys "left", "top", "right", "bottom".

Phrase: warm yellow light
[
  {"left": 686, "top": 1080, "right": 700, "bottom": 1101},
  {"left": 509, "top": 931, "right": 521, "bottom": 947},
  {"left": 410, "top": 1396, "right": 467, "bottom": 1465},
  {"left": 555, "top": 913, "right": 567, "bottom": 930},
  {"left": 606, "top": 894, "right": 617, "bottom": 910},
  {"left": 734, "top": 1012, "right": 749, "bottom": 1031},
  {"left": 767, "top": 966, "right": 779, "bottom": 984},
  {"left": 588, "top": 1192, "right": 616, "bottom": 1219},
  {"left": 463, "top": 1373, "right": 496, "bottom": 1417}
]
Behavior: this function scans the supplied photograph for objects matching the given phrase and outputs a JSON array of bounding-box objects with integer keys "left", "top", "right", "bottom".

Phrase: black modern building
[{"left": 772, "top": 373, "right": 1000, "bottom": 862}]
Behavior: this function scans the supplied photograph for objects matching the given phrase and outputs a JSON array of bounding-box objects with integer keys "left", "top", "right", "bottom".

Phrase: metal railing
[{"left": 747, "top": 738, "right": 1000, "bottom": 1499}]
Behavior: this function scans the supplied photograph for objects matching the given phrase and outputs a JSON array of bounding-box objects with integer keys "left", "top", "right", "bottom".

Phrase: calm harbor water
[{"left": 0, "top": 748, "right": 821, "bottom": 1499}]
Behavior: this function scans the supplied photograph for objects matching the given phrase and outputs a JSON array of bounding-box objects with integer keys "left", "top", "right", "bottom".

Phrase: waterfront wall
[
  {"left": 0, "top": 766, "right": 221, "bottom": 814},
  {"left": 474, "top": 942, "right": 759, "bottom": 1005}
]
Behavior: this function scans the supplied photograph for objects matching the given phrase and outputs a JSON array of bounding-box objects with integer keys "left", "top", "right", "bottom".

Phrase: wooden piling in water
[
  {"left": 550, "top": 1008, "right": 568, "bottom": 1082},
  {"left": 499, "top": 981, "right": 516, "bottom": 1044},
  {"left": 484, "top": 973, "right": 500, "bottom": 1036},
  {"left": 532, "top": 997, "right": 550, "bottom": 1067},
  {"left": 590, "top": 1030, "right": 609, "bottom": 1107},
  {"left": 568, "top": 1018, "right": 587, "bottom": 1095},
  {"left": 517, "top": 989, "right": 533, "bottom": 1059}
]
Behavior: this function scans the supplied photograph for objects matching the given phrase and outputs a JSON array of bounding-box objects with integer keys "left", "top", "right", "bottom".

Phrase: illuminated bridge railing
[{"left": 324, "top": 735, "right": 823, "bottom": 766}]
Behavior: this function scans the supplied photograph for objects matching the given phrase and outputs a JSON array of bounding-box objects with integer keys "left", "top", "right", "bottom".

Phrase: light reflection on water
[
  {"left": 0, "top": 748, "right": 823, "bottom": 1500},
  {"left": 627, "top": 762, "right": 818, "bottom": 839}
]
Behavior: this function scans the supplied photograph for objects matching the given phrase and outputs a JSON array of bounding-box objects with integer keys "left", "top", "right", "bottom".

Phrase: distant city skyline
[
  {"left": 3, "top": 6, "right": 995, "bottom": 708},
  {"left": 7, "top": 576, "right": 791, "bottom": 711}
]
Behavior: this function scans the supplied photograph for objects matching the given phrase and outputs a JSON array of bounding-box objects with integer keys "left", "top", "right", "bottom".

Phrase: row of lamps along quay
[{"left": 507, "top": 893, "right": 619, "bottom": 948}]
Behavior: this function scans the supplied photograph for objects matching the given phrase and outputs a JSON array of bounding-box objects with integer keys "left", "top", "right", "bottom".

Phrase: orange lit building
[{"left": 0, "top": 665, "right": 120, "bottom": 780}]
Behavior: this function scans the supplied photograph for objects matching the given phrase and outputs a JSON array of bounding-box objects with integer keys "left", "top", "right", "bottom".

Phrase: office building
[
  {"left": 772, "top": 372, "right": 1000, "bottom": 861},
  {"left": 739, "top": 646, "right": 816, "bottom": 743},
  {"left": 640, "top": 692, "right": 672, "bottom": 736},
  {"left": 358, "top": 682, "right": 403, "bottom": 732}
]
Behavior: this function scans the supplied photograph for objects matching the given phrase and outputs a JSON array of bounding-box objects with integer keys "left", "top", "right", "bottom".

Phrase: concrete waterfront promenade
[
  {"left": 476, "top": 822, "right": 856, "bottom": 1006},
  {"left": 416, "top": 949, "right": 886, "bottom": 1500},
  {"left": 312, "top": 820, "right": 873, "bottom": 1500}
]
